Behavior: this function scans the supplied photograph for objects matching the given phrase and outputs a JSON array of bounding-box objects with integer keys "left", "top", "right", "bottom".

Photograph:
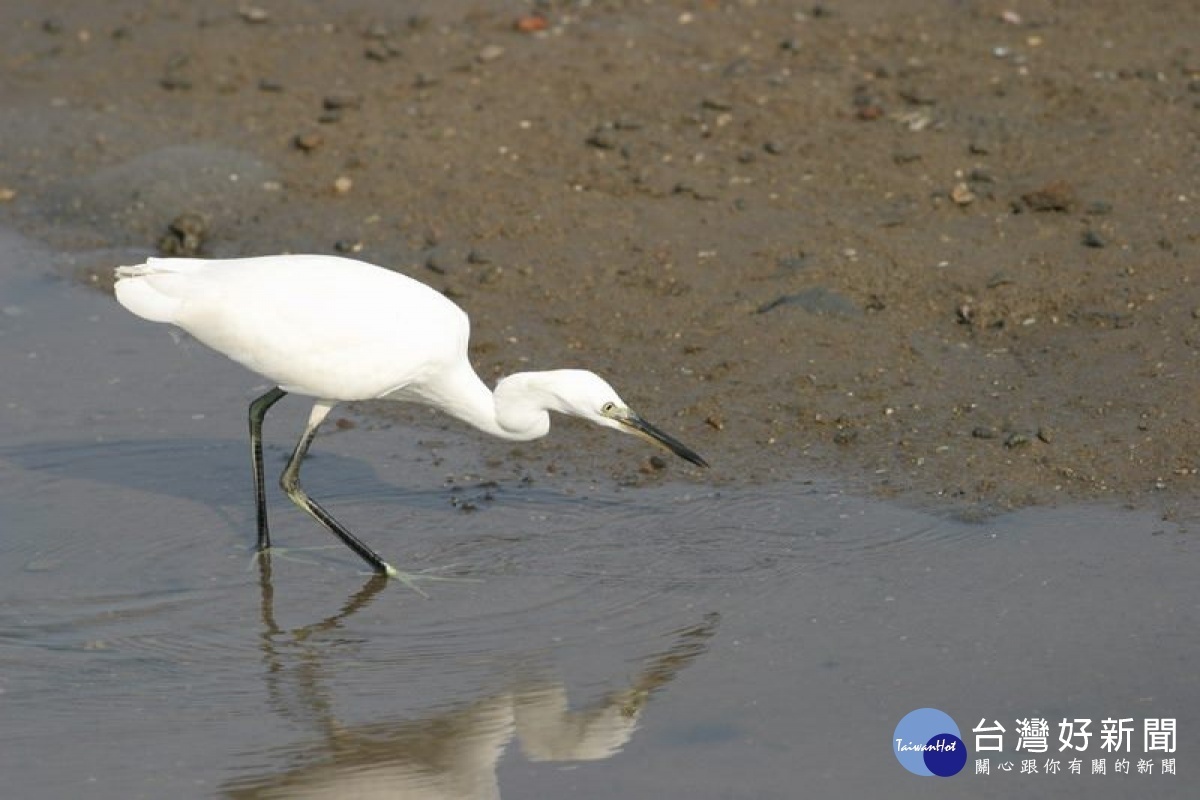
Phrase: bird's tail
[{"left": 113, "top": 258, "right": 204, "bottom": 323}]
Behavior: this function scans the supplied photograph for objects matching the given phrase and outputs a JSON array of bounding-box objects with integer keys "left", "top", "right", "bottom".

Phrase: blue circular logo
[{"left": 893, "top": 708, "right": 967, "bottom": 777}]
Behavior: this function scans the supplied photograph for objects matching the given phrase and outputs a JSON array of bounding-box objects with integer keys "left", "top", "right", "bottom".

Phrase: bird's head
[{"left": 538, "top": 369, "right": 709, "bottom": 468}]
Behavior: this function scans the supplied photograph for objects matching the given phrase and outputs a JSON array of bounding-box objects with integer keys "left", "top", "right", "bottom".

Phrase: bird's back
[{"left": 115, "top": 255, "right": 470, "bottom": 400}]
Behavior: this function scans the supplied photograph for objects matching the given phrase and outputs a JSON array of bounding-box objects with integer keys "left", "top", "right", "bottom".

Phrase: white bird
[{"left": 114, "top": 255, "right": 707, "bottom": 581}]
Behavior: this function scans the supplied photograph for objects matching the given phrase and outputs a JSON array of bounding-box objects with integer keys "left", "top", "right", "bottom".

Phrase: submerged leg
[
  {"left": 249, "top": 386, "right": 288, "bottom": 551},
  {"left": 280, "top": 400, "right": 398, "bottom": 577}
]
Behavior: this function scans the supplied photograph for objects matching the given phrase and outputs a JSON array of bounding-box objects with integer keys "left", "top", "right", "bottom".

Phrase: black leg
[
  {"left": 249, "top": 387, "right": 288, "bottom": 551},
  {"left": 280, "top": 401, "right": 397, "bottom": 577}
]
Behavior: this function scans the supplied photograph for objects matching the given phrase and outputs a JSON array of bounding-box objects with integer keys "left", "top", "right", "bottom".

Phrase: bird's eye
[{"left": 601, "top": 402, "right": 616, "bottom": 415}]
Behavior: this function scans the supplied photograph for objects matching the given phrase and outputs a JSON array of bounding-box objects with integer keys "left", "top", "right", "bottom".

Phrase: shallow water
[{"left": 1, "top": 229, "right": 1195, "bottom": 798}]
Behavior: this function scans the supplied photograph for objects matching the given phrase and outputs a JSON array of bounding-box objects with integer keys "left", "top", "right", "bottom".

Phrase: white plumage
[{"left": 115, "top": 254, "right": 706, "bottom": 582}]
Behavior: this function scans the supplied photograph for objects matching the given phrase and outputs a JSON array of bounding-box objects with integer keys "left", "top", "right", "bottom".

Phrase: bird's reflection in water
[{"left": 226, "top": 556, "right": 718, "bottom": 799}]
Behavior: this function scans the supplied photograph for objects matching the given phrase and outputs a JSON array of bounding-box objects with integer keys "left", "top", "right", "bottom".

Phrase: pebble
[
  {"left": 333, "top": 176, "right": 353, "bottom": 194},
  {"left": 157, "top": 212, "right": 207, "bottom": 256},
  {"left": 972, "top": 426, "right": 999, "bottom": 439},
  {"left": 586, "top": 128, "right": 618, "bottom": 149},
  {"left": 238, "top": 6, "right": 270, "bottom": 24},
  {"left": 1082, "top": 230, "right": 1105, "bottom": 248},
  {"left": 323, "top": 92, "right": 362, "bottom": 111},
  {"left": 951, "top": 183, "right": 976, "bottom": 205},
  {"left": 514, "top": 15, "right": 549, "bottom": 33},
  {"left": 833, "top": 428, "right": 858, "bottom": 445},
  {"left": 364, "top": 42, "right": 392, "bottom": 61},
  {"left": 898, "top": 86, "right": 937, "bottom": 105},
  {"left": 0, "top": 187, "right": 15, "bottom": 202},
  {"left": 425, "top": 253, "right": 448, "bottom": 275},
  {"left": 292, "top": 132, "right": 323, "bottom": 152},
  {"left": 1021, "top": 180, "right": 1074, "bottom": 212},
  {"left": 641, "top": 455, "right": 667, "bottom": 473},
  {"left": 478, "top": 44, "right": 505, "bottom": 63},
  {"left": 1003, "top": 432, "right": 1031, "bottom": 449}
]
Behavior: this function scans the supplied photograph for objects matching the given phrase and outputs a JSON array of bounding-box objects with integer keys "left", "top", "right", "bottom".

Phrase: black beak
[{"left": 619, "top": 414, "right": 709, "bottom": 468}]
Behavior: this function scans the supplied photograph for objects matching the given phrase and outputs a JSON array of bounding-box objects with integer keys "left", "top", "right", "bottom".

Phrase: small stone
[
  {"left": 1021, "top": 180, "right": 1075, "bottom": 212},
  {"left": 763, "top": 140, "right": 785, "bottom": 155},
  {"left": 972, "top": 426, "right": 999, "bottom": 439},
  {"left": 951, "top": 183, "right": 976, "bottom": 205},
  {"left": 898, "top": 86, "right": 937, "bottom": 105},
  {"left": 334, "top": 417, "right": 357, "bottom": 430},
  {"left": 478, "top": 44, "right": 505, "bottom": 63},
  {"left": 514, "top": 15, "right": 548, "bottom": 33},
  {"left": 705, "top": 414, "right": 725, "bottom": 431},
  {"left": 1004, "top": 432, "right": 1030, "bottom": 449},
  {"left": 833, "top": 428, "right": 858, "bottom": 445},
  {"left": 333, "top": 176, "right": 353, "bottom": 194},
  {"left": 586, "top": 129, "right": 618, "bottom": 149},
  {"left": 160, "top": 73, "right": 192, "bottom": 91},
  {"left": 364, "top": 42, "right": 392, "bottom": 61},
  {"left": 157, "top": 212, "right": 207, "bottom": 256},
  {"left": 1082, "top": 230, "right": 1105, "bottom": 248},
  {"left": 292, "top": 132, "right": 323, "bottom": 151},
  {"left": 323, "top": 92, "right": 362, "bottom": 111},
  {"left": 855, "top": 103, "right": 885, "bottom": 121},
  {"left": 1036, "top": 426, "right": 1054, "bottom": 444},
  {"left": 0, "top": 187, "right": 15, "bottom": 202},
  {"left": 238, "top": 6, "right": 270, "bottom": 24},
  {"left": 425, "top": 253, "right": 447, "bottom": 275},
  {"left": 333, "top": 239, "right": 362, "bottom": 253},
  {"left": 257, "top": 78, "right": 283, "bottom": 92}
]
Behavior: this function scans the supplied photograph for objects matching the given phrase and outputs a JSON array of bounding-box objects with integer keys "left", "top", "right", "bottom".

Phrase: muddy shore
[{"left": 3, "top": 0, "right": 1198, "bottom": 518}]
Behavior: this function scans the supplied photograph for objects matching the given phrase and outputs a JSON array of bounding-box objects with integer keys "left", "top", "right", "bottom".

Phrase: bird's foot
[
  {"left": 247, "top": 544, "right": 343, "bottom": 570},
  {"left": 378, "top": 562, "right": 483, "bottom": 598}
]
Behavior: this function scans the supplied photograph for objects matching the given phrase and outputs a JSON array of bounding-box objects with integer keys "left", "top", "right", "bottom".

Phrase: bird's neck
[{"left": 422, "top": 366, "right": 552, "bottom": 442}]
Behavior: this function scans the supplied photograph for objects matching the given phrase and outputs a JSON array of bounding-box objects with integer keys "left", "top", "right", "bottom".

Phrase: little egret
[{"left": 114, "top": 255, "right": 707, "bottom": 580}]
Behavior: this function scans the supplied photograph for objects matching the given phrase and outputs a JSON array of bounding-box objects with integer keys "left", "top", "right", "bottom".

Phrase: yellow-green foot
[{"left": 380, "top": 562, "right": 483, "bottom": 598}]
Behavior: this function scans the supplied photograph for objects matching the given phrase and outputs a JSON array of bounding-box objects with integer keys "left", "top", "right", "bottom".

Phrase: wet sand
[{"left": 1, "top": 1, "right": 1198, "bottom": 797}]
